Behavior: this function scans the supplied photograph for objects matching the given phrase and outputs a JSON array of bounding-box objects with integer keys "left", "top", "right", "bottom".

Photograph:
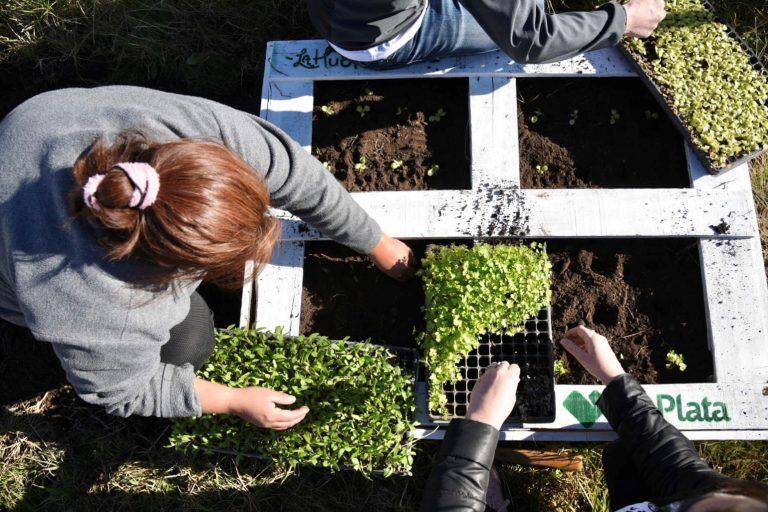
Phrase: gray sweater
[
  {"left": 307, "top": 0, "right": 626, "bottom": 64},
  {"left": 0, "top": 86, "right": 381, "bottom": 418}
]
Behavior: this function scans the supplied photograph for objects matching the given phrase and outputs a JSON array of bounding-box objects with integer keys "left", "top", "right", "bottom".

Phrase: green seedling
[
  {"left": 530, "top": 110, "right": 544, "bottom": 124},
  {"left": 321, "top": 161, "right": 332, "bottom": 172},
  {"left": 426, "top": 164, "right": 440, "bottom": 177},
  {"left": 554, "top": 359, "right": 568, "bottom": 377},
  {"left": 645, "top": 110, "right": 660, "bottom": 120},
  {"left": 354, "top": 156, "right": 368, "bottom": 171},
  {"left": 170, "top": 328, "right": 416, "bottom": 476},
  {"left": 621, "top": 0, "right": 768, "bottom": 168},
  {"left": 396, "top": 106, "right": 409, "bottom": 116},
  {"left": 535, "top": 164, "right": 549, "bottom": 174},
  {"left": 428, "top": 108, "right": 447, "bottom": 123},
  {"left": 363, "top": 87, "right": 374, "bottom": 96},
  {"left": 609, "top": 109, "right": 621, "bottom": 125},
  {"left": 390, "top": 160, "right": 404, "bottom": 170},
  {"left": 320, "top": 104, "right": 336, "bottom": 116},
  {"left": 666, "top": 350, "right": 687, "bottom": 372},
  {"left": 569, "top": 109, "right": 579, "bottom": 126},
  {"left": 418, "top": 243, "right": 552, "bottom": 414},
  {"left": 356, "top": 105, "right": 371, "bottom": 118}
]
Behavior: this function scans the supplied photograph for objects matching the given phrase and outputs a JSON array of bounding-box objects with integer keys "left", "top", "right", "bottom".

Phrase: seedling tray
[
  {"left": 619, "top": 0, "right": 768, "bottom": 175},
  {"left": 429, "top": 307, "right": 556, "bottom": 425}
]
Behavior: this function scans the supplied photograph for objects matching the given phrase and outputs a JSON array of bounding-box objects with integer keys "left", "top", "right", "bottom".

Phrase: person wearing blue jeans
[{"left": 306, "top": 0, "right": 667, "bottom": 69}]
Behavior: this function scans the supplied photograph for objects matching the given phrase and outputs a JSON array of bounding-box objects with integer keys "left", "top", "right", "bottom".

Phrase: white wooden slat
[
  {"left": 266, "top": 40, "right": 637, "bottom": 81},
  {"left": 688, "top": 153, "right": 768, "bottom": 381},
  {"left": 469, "top": 77, "right": 520, "bottom": 187},
  {"left": 414, "top": 429, "right": 768, "bottom": 442},
  {"left": 260, "top": 79, "right": 314, "bottom": 151},
  {"left": 415, "top": 383, "right": 768, "bottom": 432},
  {"left": 275, "top": 188, "right": 755, "bottom": 240},
  {"left": 239, "top": 260, "right": 255, "bottom": 328},
  {"left": 253, "top": 241, "right": 305, "bottom": 335}
]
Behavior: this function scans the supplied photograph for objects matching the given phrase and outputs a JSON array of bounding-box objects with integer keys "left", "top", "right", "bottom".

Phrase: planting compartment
[{"left": 248, "top": 40, "right": 768, "bottom": 441}]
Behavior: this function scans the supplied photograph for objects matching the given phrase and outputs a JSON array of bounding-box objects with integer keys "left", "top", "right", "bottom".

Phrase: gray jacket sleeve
[
  {"left": 208, "top": 106, "right": 382, "bottom": 254},
  {"left": 460, "top": 0, "right": 627, "bottom": 64}
]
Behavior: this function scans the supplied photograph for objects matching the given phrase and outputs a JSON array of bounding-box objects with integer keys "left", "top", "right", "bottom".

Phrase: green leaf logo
[{"left": 563, "top": 390, "right": 603, "bottom": 428}]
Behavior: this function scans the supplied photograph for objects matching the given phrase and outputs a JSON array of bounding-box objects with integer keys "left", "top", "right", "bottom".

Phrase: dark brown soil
[
  {"left": 197, "top": 283, "right": 243, "bottom": 328},
  {"left": 518, "top": 78, "right": 690, "bottom": 189},
  {"left": 546, "top": 239, "right": 711, "bottom": 385},
  {"left": 300, "top": 241, "right": 429, "bottom": 348},
  {"left": 312, "top": 79, "right": 471, "bottom": 192}
]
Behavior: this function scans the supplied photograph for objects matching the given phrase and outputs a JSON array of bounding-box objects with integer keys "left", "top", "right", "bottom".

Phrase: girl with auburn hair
[{"left": 0, "top": 86, "right": 414, "bottom": 430}]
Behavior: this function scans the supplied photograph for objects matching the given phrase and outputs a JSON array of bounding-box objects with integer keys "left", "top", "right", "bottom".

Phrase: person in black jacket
[
  {"left": 306, "top": 0, "right": 666, "bottom": 69},
  {"left": 421, "top": 325, "right": 768, "bottom": 512}
]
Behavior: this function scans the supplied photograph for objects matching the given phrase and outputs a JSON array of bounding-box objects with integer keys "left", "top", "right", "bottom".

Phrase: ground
[{"left": 1, "top": 1, "right": 767, "bottom": 510}]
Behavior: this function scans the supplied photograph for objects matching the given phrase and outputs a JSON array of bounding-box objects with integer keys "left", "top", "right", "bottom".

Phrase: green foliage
[
  {"left": 355, "top": 104, "right": 370, "bottom": 118},
  {"left": 354, "top": 155, "right": 368, "bottom": 171},
  {"left": 428, "top": 108, "right": 446, "bottom": 122},
  {"left": 426, "top": 164, "right": 440, "bottom": 176},
  {"left": 554, "top": 359, "right": 569, "bottom": 377},
  {"left": 169, "top": 328, "right": 416, "bottom": 476},
  {"left": 666, "top": 349, "right": 688, "bottom": 371},
  {"left": 418, "top": 243, "right": 552, "bottom": 413},
  {"left": 390, "top": 159, "right": 404, "bottom": 170},
  {"left": 320, "top": 104, "right": 335, "bottom": 116},
  {"left": 623, "top": 0, "right": 768, "bottom": 168},
  {"left": 535, "top": 164, "right": 550, "bottom": 174}
]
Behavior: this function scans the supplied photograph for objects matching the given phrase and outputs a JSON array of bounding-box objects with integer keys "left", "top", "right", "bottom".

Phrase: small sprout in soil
[
  {"left": 554, "top": 359, "right": 568, "bottom": 377},
  {"left": 428, "top": 108, "right": 447, "bottom": 123},
  {"left": 363, "top": 87, "right": 374, "bottom": 96},
  {"left": 320, "top": 104, "right": 336, "bottom": 116},
  {"left": 569, "top": 109, "right": 579, "bottom": 126},
  {"left": 530, "top": 110, "right": 544, "bottom": 124},
  {"left": 356, "top": 105, "right": 371, "bottom": 118},
  {"left": 666, "top": 350, "right": 687, "bottom": 372},
  {"left": 426, "top": 164, "right": 440, "bottom": 177},
  {"left": 535, "top": 164, "right": 549, "bottom": 175},
  {"left": 322, "top": 161, "right": 332, "bottom": 172},
  {"left": 390, "top": 160, "right": 405, "bottom": 170},
  {"left": 354, "top": 156, "right": 368, "bottom": 171},
  {"left": 396, "top": 106, "right": 409, "bottom": 116},
  {"left": 645, "top": 110, "right": 660, "bottom": 120},
  {"left": 610, "top": 109, "right": 621, "bottom": 125}
]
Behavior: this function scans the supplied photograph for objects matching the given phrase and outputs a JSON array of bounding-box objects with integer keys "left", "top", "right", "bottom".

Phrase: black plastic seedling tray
[
  {"left": 619, "top": 0, "right": 768, "bottom": 175},
  {"left": 429, "top": 307, "right": 556, "bottom": 425}
]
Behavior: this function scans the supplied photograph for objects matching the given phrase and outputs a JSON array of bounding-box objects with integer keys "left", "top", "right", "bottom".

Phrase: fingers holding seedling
[{"left": 559, "top": 326, "right": 625, "bottom": 385}]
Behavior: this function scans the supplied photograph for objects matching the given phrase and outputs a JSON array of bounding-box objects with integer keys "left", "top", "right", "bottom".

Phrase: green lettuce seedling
[
  {"left": 418, "top": 243, "right": 552, "bottom": 414},
  {"left": 169, "top": 328, "right": 416, "bottom": 476}
]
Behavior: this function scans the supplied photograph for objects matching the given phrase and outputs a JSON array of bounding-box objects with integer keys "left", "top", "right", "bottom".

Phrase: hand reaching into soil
[
  {"left": 466, "top": 362, "right": 521, "bottom": 430},
  {"left": 624, "top": 0, "right": 666, "bottom": 38},
  {"left": 368, "top": 233, "right": 416, "bottom": 281},
  {"left": 559, "top": 326, "right": 626, "bottom": 385}
]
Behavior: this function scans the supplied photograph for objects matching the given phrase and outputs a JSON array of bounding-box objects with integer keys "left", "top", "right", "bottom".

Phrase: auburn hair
[{"left": 70, "top": 131, "right": 280, "bottom": 289}]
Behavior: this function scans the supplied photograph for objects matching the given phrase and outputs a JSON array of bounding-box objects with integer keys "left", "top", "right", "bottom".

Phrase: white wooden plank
[
  {"left": 469, "top": 77, "right": 520, "bottom": 187},
  {"left": 260, "top": 79, "right": 313, "bottom": 151},
  {"left": 254, "top": 241, "right": 305, "bottom": 335},
  {"left": 266, "top": 40, "right": 637, "bottom": 81},
  {"left": 276, "top": 189, "right": 755, "bottom": 240},
  {"left": 688, "top": 153, "right": 768, "bottom": 381},
  {"left": 414, "top": 429, "right": 768, "bottom": 442},
  {"left": 415, "top": 383, "right": 768, "bottom": 432},
  {"left": 239, "top": 260, "right": 255, "bottom": 328}
]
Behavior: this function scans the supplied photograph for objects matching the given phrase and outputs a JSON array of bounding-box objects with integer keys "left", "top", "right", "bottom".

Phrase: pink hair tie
[
  {"left": 113, "top": 162, "right": 161, "bottom": 210},
  {"left": 83, "top": 174, "right": 106, "bottom": 211}
]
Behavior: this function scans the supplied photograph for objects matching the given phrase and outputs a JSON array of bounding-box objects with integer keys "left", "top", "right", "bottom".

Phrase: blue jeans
[{"left": 366, "top": 0, "right": 498, "bottom": 70}]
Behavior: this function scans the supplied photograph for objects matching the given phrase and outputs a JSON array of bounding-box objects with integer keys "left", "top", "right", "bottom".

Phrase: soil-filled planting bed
[
  {"left": 301, "top": 238, "right": 711, "bottom": 387},
  {"left": 197, "top": 283, "right": 243, "bottom": 329},
  {"left": 518, "top": 78, "right": 690, "bottom": 189},
  {"left": 312, "top": 78, "right": 471, "bottom": 192},
  {"left": 546, "top": 239, "right": 711, "bottom": 385},
  {"left": 300, "top": 241, "right": 428, "bottom": 348}
]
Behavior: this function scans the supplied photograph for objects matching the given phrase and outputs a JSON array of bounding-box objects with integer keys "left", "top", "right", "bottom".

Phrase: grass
[{"left": 1, "top": 0, "right": 767, "bottom": 510}]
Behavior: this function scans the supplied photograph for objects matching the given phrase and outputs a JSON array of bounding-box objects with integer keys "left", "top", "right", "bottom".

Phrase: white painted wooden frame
[{"left": 246, "top": 40, "right": 768, "bottom": 441}]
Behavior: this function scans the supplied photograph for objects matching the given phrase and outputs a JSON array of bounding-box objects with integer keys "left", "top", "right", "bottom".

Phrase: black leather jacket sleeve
[
  {"left": 597, "top": 374, "right": 729, "bottom": 499},
  {"left": 420, "top": 419, "right": 500, "bottom": 512}
]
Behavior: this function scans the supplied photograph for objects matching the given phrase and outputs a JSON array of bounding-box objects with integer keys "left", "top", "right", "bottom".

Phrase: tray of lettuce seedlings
[
  {"left": 418, "top": 242, "right": 555, "bottom": 425},
  {"left": 617, "top": 0, "right": 768, "bottom": 174},
  {"left": 169, "top": 328, "right": 418, "bottom": 477}
]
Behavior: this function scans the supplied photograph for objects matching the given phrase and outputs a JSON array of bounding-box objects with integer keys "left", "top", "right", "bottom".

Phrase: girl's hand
[
  {"left": 368, "top": 233, "right": 416, "bottom": 281},
  {"left": 559, "top": 326, "right": 626, "bottom": 385},
  {"left": 466, "top": 362, "right": 521, "bottom": 430},
  {"left": 229, "top": 387, "right": 309, "bottom": 430}
]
